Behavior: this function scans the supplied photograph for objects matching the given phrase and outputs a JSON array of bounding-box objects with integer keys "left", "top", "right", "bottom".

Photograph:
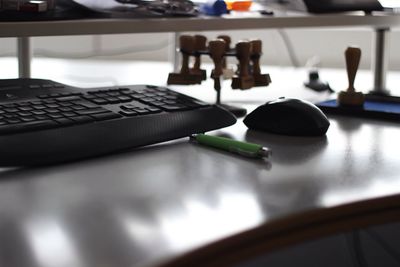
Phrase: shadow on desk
[
  {"left": 245, "top": 129, "right": 328, "bottom": 165},
  {"left": 0, "top": 139, "right": 189, "bottom": 178}
]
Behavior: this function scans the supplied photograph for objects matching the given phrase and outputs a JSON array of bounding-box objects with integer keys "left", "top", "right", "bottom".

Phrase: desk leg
[
  {"left": 17, "top": 37, "right": 32, "bottom": 78},
  {"left": 370, "top": 28, "right": 390, "bottom": 96},
  {"left": 172, "top": 32, "right": 181, "bottom": 72}
]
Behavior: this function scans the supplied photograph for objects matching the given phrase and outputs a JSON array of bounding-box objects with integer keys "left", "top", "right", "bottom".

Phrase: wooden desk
[{"left": 1, "top": 104, "right": 400, "bottom": 267}]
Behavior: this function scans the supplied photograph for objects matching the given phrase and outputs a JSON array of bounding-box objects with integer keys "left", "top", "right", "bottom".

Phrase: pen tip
[{"left": 259, "top": 148, "right": 272, "bottom": 158}]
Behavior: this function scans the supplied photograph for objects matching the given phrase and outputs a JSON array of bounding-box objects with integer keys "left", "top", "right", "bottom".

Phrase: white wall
[{"left": 1, "top": 29, "right": 399, "bottom": 70}]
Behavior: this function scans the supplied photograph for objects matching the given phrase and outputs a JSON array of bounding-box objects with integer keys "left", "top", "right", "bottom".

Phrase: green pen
[{"left": 190, "top": 134, "right": 271, "bottom": 158}]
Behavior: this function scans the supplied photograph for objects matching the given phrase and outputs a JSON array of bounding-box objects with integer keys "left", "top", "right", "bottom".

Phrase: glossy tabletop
[
  {"left": 1, "top": 62, "right": 400, "bottom": 267},
  {"left": 1, "top": 110, "right": 400, "bottom": 267}
]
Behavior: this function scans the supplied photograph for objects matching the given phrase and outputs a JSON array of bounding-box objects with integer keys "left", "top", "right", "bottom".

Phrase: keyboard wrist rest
[{"left": 0, "top": 105, "right": 236, "bottom": 166}]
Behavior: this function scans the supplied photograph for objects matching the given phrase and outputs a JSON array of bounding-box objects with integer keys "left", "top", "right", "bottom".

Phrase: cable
[{"left": 277, "top": 29, "right": 301, "bottom": 68}]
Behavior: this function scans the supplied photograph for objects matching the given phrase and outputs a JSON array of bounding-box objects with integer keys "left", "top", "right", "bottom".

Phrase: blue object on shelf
[{"left": 200, "top": 0, "right": 228, "bottom": 16}]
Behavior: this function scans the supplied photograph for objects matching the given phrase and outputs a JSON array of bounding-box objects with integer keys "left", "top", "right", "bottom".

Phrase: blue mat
[{"left": 317, "top": 99, "right": 400, "bottom": 121}]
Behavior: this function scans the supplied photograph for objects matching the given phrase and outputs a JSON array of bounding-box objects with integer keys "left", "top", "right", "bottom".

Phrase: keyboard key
[
  {"left": 4, "top": 114, "right": 17, "bottom": 119},
  {"left": 120, "top": 104, "right": 140, "bottom": 110},
  {"left": 140, "top": 97, "right": 156, "bottom": 103},
  {"left": 43, "top": 99, "right": 57, "bottom": 104},
  {"left": 118, "top": 88, "right": 131, "bottom": 93},
  {"left": 82, "top": 95, "right": 96, "bottom": 100},
  {"left": 6, "top": 118, "right": 22, "bottom": 124},
  {"left": 37, "top": 94, "right": 50, "bottom": 99},
  {"left": 59, "top": 102, "right": 73, "bottom": 107},
  {"left": 117, "top": 96, "right": 132, "bottom": 102},
  {"left": 71, "top": 105, "right": 85, "bottom": 111},
  {"left": 132, "top": 108, "right": 151, "bottom": 115},
  {"left": 32, "top": 105, "right": 46, "bottom": 109},
  {"left": 21, "top": 116, "right": 35, "bottom": 122},
  {"left": 60, "top": 92, "right": 73, "bottom": 97},
  {"left": 129, "top": 94, "right": 146, "bottom": 100},
  {"left": 19, "top": 106, "right": 33, "bottom": 111},
  {"left": 34, "top": 115, "right": 50, "bottom": 120},
  {"left": 17, "top": 111, "right": 32, "bottom": 117},
  {"left": 31, "top": 110, "right": 46, "bottom": 115},
  {"left": 48, "top": 113, "right": 64, "bottom": 119},
  {"left": 148, "top": 101, "right": 164, "bottom": 107},
  {"left": 119, "top": 110, "right": 138, "bottom": 117},
  {"left": 107, "top": 92, "right": 120, "bottom": 97},
  {"left": 59, "top": 107, "right": 73, "bottom": 112},
  {"left": 45, "top": 103, "right": 60, "bottom": 108},
  {"left": 91, "top": 98, "right": 108, "bottom": 105},
  {"left": 4, "top": 108, "right": 18, "bottom": 113},
  {"left": 3, "top": 103, "right": 17, "bottom": 108},
  {"left": 17, "top": 102, "right": 30, "bottom": 106},
  {"left": 55, "top": 96, "right": 81, "bottom": 102},
  {"left": 162, "top": 100, "right": 177, "bottom": 105},
  {"left": 74, "top": 101, "right": 98, "bottom": 109},
  {"left": 63, "top": 112, "right": 77, "bottom": 118},
  {"left": 147, "top": 107, "right": 162, "bottom": 113},
  {"left": 46, "top": 108, "right": 59, "bottom": 113},
  {"left": 164, "top": 95, "right": 178, "bottom": 100},
  {"left": 144, "top": 93, "right": 157, "bottom": 97},
  {"left": 76, "top": 108, "right": 109, "bottom": 116},
  {"left": 104, "top": 97, "right": 120, "bottom": 104}
]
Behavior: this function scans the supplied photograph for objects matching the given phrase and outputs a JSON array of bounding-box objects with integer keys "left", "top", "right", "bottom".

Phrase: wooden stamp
[
  {"left": 232, "top": 41, "right": 254, "bottom": 90},
  {"left": 217, "top": 35, "right": 235, "bottom": 79},
  {"left": 250, "top": 39, "right": 271, "bottom": 87},
  {"left": 337, "top": 47, "right": 365, "bottom": 107},
  {"left": 190, "top": 34, "right": 207, "bottom": 81},
  {"left": 168, "top": 35, "right": 203, "bottom": 85}
]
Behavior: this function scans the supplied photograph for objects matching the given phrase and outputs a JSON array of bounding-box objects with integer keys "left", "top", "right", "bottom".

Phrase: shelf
[
  {"left": 0, "top": 12, "right": 400, "bottom": 37},
  {"left": 2, "top": 10, "right": 399, "bottom": 89}
]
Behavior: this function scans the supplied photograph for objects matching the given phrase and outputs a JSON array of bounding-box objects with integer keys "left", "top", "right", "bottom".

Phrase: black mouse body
[{"left": 244, "top": 98, "right": 330, "bottom": 136}]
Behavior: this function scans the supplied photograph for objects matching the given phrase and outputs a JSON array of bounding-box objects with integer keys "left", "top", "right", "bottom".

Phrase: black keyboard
[{"left": 0, "top": 79, "right": 236, "bottom": 166}]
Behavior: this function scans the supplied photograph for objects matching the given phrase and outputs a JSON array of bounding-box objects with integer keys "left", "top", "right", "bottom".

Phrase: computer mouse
[{"left": 243, "top": 98, "right": 330, "bottom": 136}]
